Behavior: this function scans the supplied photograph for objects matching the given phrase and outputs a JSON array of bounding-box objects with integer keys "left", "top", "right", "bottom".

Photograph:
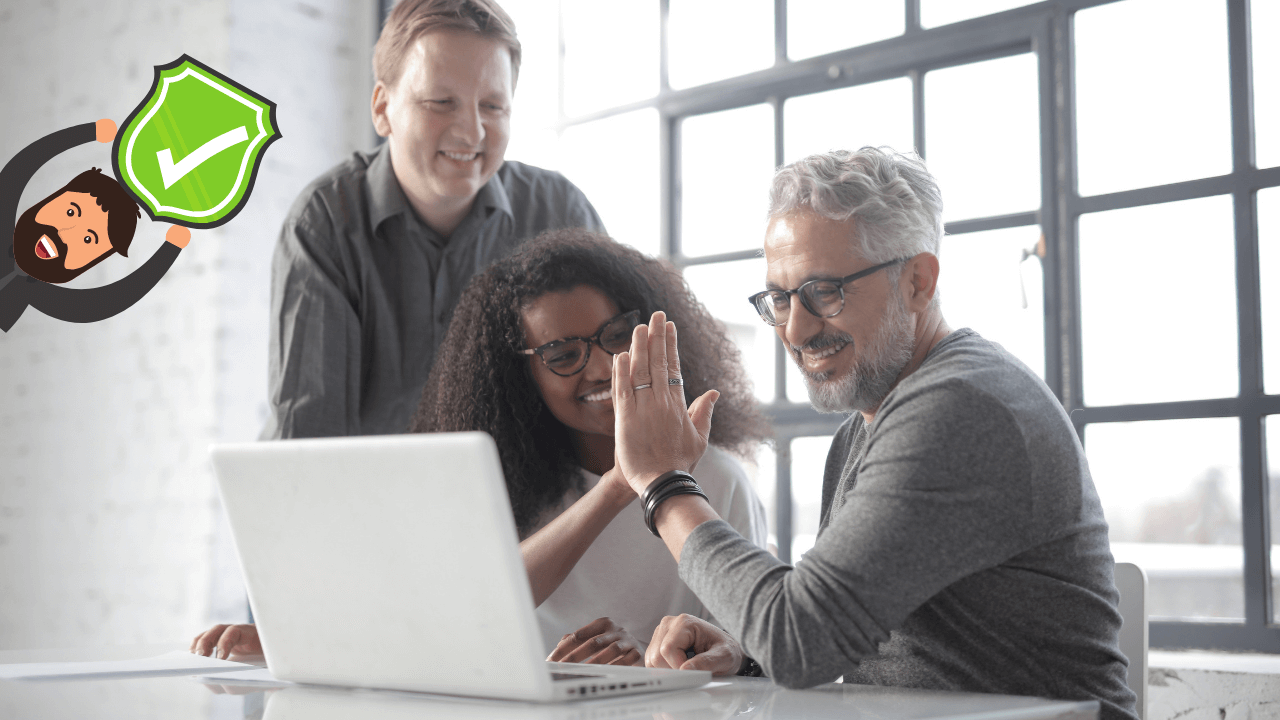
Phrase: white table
[{"left": 0, "top": 645, "right": 1099, "bottom": 720}]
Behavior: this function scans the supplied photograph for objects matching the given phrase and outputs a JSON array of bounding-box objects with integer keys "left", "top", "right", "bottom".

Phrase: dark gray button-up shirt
[{"left": 263, "top": 144, "right": 604, "bottom": 439}]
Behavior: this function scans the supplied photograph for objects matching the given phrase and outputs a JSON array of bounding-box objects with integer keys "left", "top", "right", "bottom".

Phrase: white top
[{"left": 533, "top": 446, "right": 768, "bottom": 654}]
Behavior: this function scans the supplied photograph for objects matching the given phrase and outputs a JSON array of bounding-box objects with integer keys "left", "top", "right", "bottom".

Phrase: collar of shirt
[{"left": 365, "top": 143, "right": 514, "bottom": 241}]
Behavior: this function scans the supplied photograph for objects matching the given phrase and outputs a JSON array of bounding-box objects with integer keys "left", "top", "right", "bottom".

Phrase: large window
[{"left": 462, "top": 0, "right": 1280, "bottom": 652}]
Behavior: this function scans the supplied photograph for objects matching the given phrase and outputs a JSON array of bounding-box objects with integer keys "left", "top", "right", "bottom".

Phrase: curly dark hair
[{"left": 409, "top": 228, "right": 770, "bottom": 536}]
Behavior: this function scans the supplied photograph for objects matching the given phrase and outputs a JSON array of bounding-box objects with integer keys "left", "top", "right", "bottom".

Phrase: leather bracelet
[
  {"left": 643, "top": 477, "right": 708, "bottom": 538},
  {"left": 737, "top": 655, "right": 764, "bottom": 677},
  {"left": 644, "top": 485, "right": 708, "bottom": 538},
  {"left": 639, "top": 470, "right": 696, "bottom": 511}
]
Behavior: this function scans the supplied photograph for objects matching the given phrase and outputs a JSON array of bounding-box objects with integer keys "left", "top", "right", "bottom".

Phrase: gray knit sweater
[{"left": 679, "top": 329, "right": 1137, "bottom": 720}]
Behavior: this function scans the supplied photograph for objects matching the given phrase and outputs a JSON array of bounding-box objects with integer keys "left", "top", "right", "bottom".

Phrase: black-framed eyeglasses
[
  {"left": 518, "top": 309, "right": 642, "bottom": 377},
  {"left": 747, "top": 257, "right": 911, "bottom": 327}
]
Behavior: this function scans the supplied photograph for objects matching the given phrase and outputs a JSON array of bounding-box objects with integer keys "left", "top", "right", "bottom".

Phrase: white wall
[{"left": 0, "top": 0, "right": 375, "bottom": 651}]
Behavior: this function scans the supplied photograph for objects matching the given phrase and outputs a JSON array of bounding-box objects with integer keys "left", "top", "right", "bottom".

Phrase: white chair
[{"left": 1114, "top": 562, "right": 1148, "bottom": 720}]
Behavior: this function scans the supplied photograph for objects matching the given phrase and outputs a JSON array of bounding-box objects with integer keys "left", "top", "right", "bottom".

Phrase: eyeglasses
[
  {"left": 747, "top": 257, "right": 911, "bottom": 327},
  {"left": 518, "top": 309, "right": 642, "bottom": 377}
]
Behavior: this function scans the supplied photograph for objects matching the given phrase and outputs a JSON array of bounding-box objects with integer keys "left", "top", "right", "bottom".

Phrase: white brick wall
[{"left": 0, "top": 0, "right": 374, "bottom": 651}]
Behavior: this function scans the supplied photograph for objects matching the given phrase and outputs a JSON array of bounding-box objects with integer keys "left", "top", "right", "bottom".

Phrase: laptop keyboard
[{"left": 551, "top": 671, "right": 605, "bottom": 681}]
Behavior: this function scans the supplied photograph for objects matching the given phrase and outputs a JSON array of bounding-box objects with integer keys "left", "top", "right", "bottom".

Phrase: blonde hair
[{"left": 373, "top": 0, "right": 521, "bottom": 88}]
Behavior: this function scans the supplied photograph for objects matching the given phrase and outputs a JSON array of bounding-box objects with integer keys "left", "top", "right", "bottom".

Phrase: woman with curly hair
[{"left": 412, "top": 228, "right": 770, "bottom": 666}]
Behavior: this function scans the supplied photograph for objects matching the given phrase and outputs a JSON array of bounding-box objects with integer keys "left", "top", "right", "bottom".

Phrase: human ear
[
  {"left": 371, "top": 82, "right": 392, "bottom": 138},
  {"left": 903, "top": 253, "right": 940, "bottom": 313}
]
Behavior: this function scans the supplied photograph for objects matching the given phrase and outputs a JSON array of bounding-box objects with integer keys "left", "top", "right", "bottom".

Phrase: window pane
[
  {"left": 1263, "top": 188, "right": 1280, "bottom": 394},
  {"left": 559, "top": 110, "right": 659, "bottom": 256},
  {"left": 1087, "top": 418, "right": 1243, "bottom": 621},
  {"left": 683, "top": 258, "right": 777, "bottom": 403},
  {"left": 791, "top": 435, "right": 834, "bottom": 561},
  {"left": 1255, "top": 0, "right": 1280, "bottom": 169},
  {"left": 939, "top": 226, "right": 1045, "bottom": 379},
  {"left": 1079, "top": 195, "right": 1237, "bottom": 406},
  {"left": 680, "top": 104, "right": 775, "bottom": 257},
  {"left": 1267, "top": 417, "right": 1280, "bottom": 623},
  {"left": 669, "top": 0, "right": 773, "bottom": 90},
  {"left": 783, "top": 78, "right": 914, "bottom": 164},
  {"left": 561, "top": 0, "right": 658, "bottom": 117},
  {"left": 925, "top": 54, "right": 1040, "bottom": 222},
  {"left": 501, "top": 0, "right": 560, "bottom": 170},
  {"left": 1075, "top": 0, "right": 1231, "bottom": 196},
  {"left": 788, "top": 0, "right": 903, "bottom": 61},
  {"left": 921, "top": 0, "right": 1038, "bottom": 28}
]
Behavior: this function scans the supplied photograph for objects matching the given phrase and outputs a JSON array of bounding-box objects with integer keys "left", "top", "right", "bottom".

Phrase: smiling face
[
  {"left": 372, "top": 30, "right": 513, "bottom": 234},
  {"left": 31, "top": 191, "right": 113, "bottom": 270},
  {"left": 520, "top": 285, "right": 624, "bottom": 453},
  {"left": 764, "top": 211, "right": 917, "bottom": 414}
]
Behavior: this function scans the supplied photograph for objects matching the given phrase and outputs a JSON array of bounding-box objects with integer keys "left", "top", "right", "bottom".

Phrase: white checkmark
[{"left": 156, "top": 126, "right": 250, "bottom": 189}]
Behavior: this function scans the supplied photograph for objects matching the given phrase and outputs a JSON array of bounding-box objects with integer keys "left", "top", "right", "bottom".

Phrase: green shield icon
[{"left": 111, "top": 55, "right": 281, "bottom": 228}]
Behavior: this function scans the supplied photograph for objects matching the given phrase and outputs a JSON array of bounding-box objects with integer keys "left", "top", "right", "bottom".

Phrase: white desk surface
[{"left": 0, "top": 644, "right": 1099, "bottom": 720}]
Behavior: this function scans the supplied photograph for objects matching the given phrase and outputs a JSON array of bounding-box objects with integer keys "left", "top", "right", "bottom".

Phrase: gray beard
[{"left": 794, "top": 294, "right": 916, "bottom": 414}]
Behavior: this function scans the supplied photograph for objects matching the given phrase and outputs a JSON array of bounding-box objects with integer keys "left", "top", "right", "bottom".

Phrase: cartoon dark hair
[
  {"left": 63, "top": 168, "right": 142, "bottom": 258},
  {"left": 409, "top": 228, "right": 771, "bottom": 536},
  {"left": 12, "top": 168, "right": 141, "bottom": 284}
]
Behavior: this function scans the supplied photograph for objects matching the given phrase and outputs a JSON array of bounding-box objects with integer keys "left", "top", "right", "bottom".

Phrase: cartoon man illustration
[{"left": 1, "top": 119, "right": 191, "bottom": 333}]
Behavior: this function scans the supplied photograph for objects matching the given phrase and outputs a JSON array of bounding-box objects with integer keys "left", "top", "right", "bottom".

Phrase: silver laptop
[{"left": 210, "top": 432, "right": 711, "bottom": 702}]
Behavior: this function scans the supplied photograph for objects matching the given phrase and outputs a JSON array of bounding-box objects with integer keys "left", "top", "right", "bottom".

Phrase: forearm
[
  {"left": 651, "top": 493, "right": 721, "bottom": 562},
  {"left": 522, "top": 478, "right": 636, "bottom": 607},
  {"left": 677, "top": 520, "right": 866, "bottom": 688}
]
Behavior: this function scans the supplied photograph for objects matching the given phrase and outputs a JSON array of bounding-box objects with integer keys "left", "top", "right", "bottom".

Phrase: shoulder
[
  {"left": 276, "top": 151, "right": 378, "bottom": 262},
  {"left": 283, "top": 152, "right": 376, "bottom": 237},
  {"left": 496, "top": 160, "right": 583, "bottom": 196},
  {"left": 495, "top": 160, "right": 599, "bottom": 227},
  {"left": 871, "top": 331, "right": 1048, "bottom": 471},
  {"left": 885, "top": 330, "right": 1045, "bottom": 420}
]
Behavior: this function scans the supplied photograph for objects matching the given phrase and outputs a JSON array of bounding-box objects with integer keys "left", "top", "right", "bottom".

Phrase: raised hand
[
  {"left": 166, "top": 225, "right": 192, "bottom": 248},
  {"left": 611, "top": 311, "right": 719, "bottom": 496},
  {"left": 95, "top": 119, "right": 117, "bottom": 144}
]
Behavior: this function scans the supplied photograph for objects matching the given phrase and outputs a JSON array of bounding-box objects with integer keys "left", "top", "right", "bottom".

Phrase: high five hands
[{"left": 610, "top": 311, "right": 719, "bottom": 494}]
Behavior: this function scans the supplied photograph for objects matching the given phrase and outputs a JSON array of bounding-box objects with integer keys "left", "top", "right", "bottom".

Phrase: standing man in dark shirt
[
  {"left": 1, "top": 119, "right": 192, "bottom": 332},
  {"left": 264, "top": 0, "right": 604, "bottom": 439}
]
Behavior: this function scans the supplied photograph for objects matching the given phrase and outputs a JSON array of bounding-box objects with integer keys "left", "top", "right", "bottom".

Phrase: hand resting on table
[
  {"left": 547, "top": 616, "right": 644, "bottom": 666},
  {"left": 190, "top": 623, "right": 260, "bottom": 660}
]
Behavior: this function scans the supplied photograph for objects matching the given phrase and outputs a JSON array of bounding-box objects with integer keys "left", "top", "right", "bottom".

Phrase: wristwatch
[{"left": 737, "top": 655, "right": 764, "bottom": 677}]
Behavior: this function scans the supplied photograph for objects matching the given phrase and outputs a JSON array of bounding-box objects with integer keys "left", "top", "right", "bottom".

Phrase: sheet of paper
[
  {"left": 194, "top": 667, "right": 292, "bottom": 686},
  {"left": 0, "top": 650, "right": 256, "bottom": 680}
]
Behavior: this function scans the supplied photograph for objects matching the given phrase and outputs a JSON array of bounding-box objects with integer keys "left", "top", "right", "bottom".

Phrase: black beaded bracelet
[{"left": 642, "top": 472, "right": 708, "bottom": 538}]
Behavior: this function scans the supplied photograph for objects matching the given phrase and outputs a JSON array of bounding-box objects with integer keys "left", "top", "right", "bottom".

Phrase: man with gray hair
[{"left": 607, "top": 147, "right": 1138, "bottom": 720}]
